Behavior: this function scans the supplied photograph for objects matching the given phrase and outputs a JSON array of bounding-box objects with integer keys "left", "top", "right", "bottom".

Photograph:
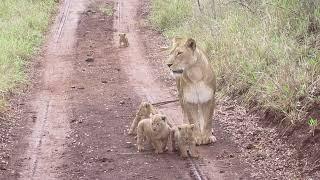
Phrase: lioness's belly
[{"left": 183, "top": 82, "right": 213, "bottom": 104}]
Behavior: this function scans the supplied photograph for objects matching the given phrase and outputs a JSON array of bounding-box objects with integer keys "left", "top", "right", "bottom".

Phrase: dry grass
[{"left": 150, "top": 0, "right": 320, "bottom": 124}]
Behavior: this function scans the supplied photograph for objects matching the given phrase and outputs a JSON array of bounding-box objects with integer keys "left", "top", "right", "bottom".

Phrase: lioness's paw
[
  {"left": 194, "top": 137, "right": 202, "bottom": 145},
  {"left": 209, "top": 135, "right": 217, "bottom": 143},
  {"left": 201, "top": 135, "right": 216, "bottom": 145}
]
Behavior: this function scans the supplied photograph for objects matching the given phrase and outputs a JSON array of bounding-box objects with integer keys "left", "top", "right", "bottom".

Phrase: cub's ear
[
  {"left": 185, "top": 38, "right": 196, "bottom": 51},
  {"left": 178, "top": 127, "right": 182, "bottom": 131},
  {"left": 161, "top": 116, "right": 166, "bottom": 121},
  {"left": 190, "top": 124, "right": 195, "bottom": 130}
]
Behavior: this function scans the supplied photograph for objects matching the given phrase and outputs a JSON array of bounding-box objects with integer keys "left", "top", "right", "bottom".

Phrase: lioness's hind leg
[{"left": 200, "top": 100, "right": 216, "bottom": 145}]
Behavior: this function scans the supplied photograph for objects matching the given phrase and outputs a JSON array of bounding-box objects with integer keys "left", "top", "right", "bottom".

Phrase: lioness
[
  {"left": 136, "top": 114, "right": 171, "bottom": 154},
  {"left": 128, "top": 102, "right": 157, "bottom": 135},
  {"left": 171, "top": 124, "right": 199, "bottom": 158},
  {"left": 165, "top": 37, "right": 217, "bottom": 145}
]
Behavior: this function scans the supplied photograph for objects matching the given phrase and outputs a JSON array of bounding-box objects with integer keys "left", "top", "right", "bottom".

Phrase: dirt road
[
  {"left": 0, "top": 0, "right": 249, "bottom": 179},
  {"left": 0, "top": 0, "right": 276, "bottom": 179}
]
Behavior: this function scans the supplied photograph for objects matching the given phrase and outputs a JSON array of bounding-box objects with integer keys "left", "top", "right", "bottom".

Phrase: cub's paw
[
  {"left": 191, "top": 153, "right": 199, "bottom": 158},
  {"left": 180, "top": 154, "right": 188, "bottom": 159},
  {"left": 128, "top": 129, "right": 134, "bottom": 135},
  {"left": 155, "top": 149, "right": 164, "bottom": 154},
  {"left": 190, "top": 150, "right": 200, "bottom": 158},
  {"left": 137, "top": 146, "right": 144, "bottom": 152},
  {"left": 163, "top": 147, "right": 169, "bottom": 152}
]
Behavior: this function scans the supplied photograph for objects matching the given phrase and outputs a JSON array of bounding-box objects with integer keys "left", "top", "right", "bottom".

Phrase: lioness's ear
[
  {"left": 172, "top": 37, "right": 183, "bottom": 44},
  {"left": 161, "top": 116, "right": 166, "bottom": 121},
  {"left": 160, "top": 46, "right": 170, "bottom": 51},
  {"left": 186, "top": 38, "right": 196, "bottom": 51}
]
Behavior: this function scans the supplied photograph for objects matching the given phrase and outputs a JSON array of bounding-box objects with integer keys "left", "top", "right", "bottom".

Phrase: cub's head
[
  {"left": 137, "top": 102, "right": 153, "bottom": 116},
  {"left": 151, "top": 114, "right": 167, "bottom": 132},
  {"left": 119, "top": 33, "right": 126, "bottom": 39},
  {"left": 165, "top": 37, "right": 197, "bottom": 77},
  {"left": 177, "top": 124, "right": 195, "bottom": 142}
]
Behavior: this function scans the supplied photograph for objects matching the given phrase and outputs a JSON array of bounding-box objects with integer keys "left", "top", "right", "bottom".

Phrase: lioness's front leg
[
  {"left": 176, "top": 79, "right": 189, "bottom": 123},
  {"left": 200, "top": 99, "right": 216, "bottom": 144},
  {"left": 183, "top": 102, "right": 203, "bottom": 145}
]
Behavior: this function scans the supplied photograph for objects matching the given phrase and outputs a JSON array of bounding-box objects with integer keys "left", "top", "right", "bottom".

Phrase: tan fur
[
  {"left": 136, "top": 114, "right": 171, "bottom": 154},
  {"left": 128, "top": 102, "right": 157, "bottom": 135},
  {"left": 172, "top": 124, "right": 199, "bottom": 158},
  {"left": 166, "top": 37, "right": 217, "bottom": 145},
  {"left": 119, "top": 33, "right": 129, "bottom": 48}
]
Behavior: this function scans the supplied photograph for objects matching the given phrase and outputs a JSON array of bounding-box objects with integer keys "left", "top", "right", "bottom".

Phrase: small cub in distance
[
  {"left": 128, "top": 102, "right": 157, "bottom": 135},
  {"left": 136, "top": 114, "right": 171, "bottom": 154},
  {"left": 119, "top": 33, "right": 129, "bottom": 48},
  {"left": 171, "top": 124, "right": 199, "bottom": 158}
]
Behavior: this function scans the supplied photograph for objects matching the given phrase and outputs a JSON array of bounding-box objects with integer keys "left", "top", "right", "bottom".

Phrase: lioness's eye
[{"left": 177, "top": 51, "right": 182, "bottom": 56}]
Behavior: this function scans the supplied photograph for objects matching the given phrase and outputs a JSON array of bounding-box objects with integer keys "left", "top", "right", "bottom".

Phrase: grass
[
  {"left": 0, "top": 0, "right": 56, "bottom": 110},
  {"left": 100, "top": 4, "right": 114, "bottom": 17},
  {"left": 150, "top": 0, "right": 320, "bottom": 125}
]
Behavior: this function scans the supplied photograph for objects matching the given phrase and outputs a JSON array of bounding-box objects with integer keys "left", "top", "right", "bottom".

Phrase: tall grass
[
  {"left": 0, "top": 0, "right": 56, "bottom": 109},
  {"left": 150, "top": 0, "right": 320, "bottom": 124}
]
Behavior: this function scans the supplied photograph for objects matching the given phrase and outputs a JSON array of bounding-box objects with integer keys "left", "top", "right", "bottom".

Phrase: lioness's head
[
  {"left": 177, "top": 124, "right": 195, "bottom": 142},
  {"left": 151, "top": 114, "right": 167, "bottom": 132},
  {"left": 165, "top": 37, "right": 197, "bottom": 77}
]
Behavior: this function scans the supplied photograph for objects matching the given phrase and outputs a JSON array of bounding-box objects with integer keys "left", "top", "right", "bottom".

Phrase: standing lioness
[{"left": 165, "top": 37, "right": 216, "bottom": 145}]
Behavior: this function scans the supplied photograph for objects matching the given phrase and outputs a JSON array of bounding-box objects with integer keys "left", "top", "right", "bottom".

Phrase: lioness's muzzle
[{"left": 172, "top": 70, "right": 183, "bottom": 74}]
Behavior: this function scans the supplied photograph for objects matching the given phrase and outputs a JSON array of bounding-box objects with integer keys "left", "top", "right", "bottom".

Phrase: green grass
[
  {"left": 0, "top": 0, "right": 56, "bottom": 109},
  {"left": 150, "top": 0, "right": 320, "bottom": 124}
]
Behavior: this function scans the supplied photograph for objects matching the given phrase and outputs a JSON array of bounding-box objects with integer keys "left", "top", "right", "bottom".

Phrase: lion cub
[
  {"left": 128, "top": 102, "right": 157, "bottom": 135},
  {"left": 137, "top": 114, "right": 171, "bottom": 154},
  {"left": 119, "top": 33, "right": 129, "bottom": 48},
  {"left": 171, "top": 124, "right": 199, "bottom": 158}
]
